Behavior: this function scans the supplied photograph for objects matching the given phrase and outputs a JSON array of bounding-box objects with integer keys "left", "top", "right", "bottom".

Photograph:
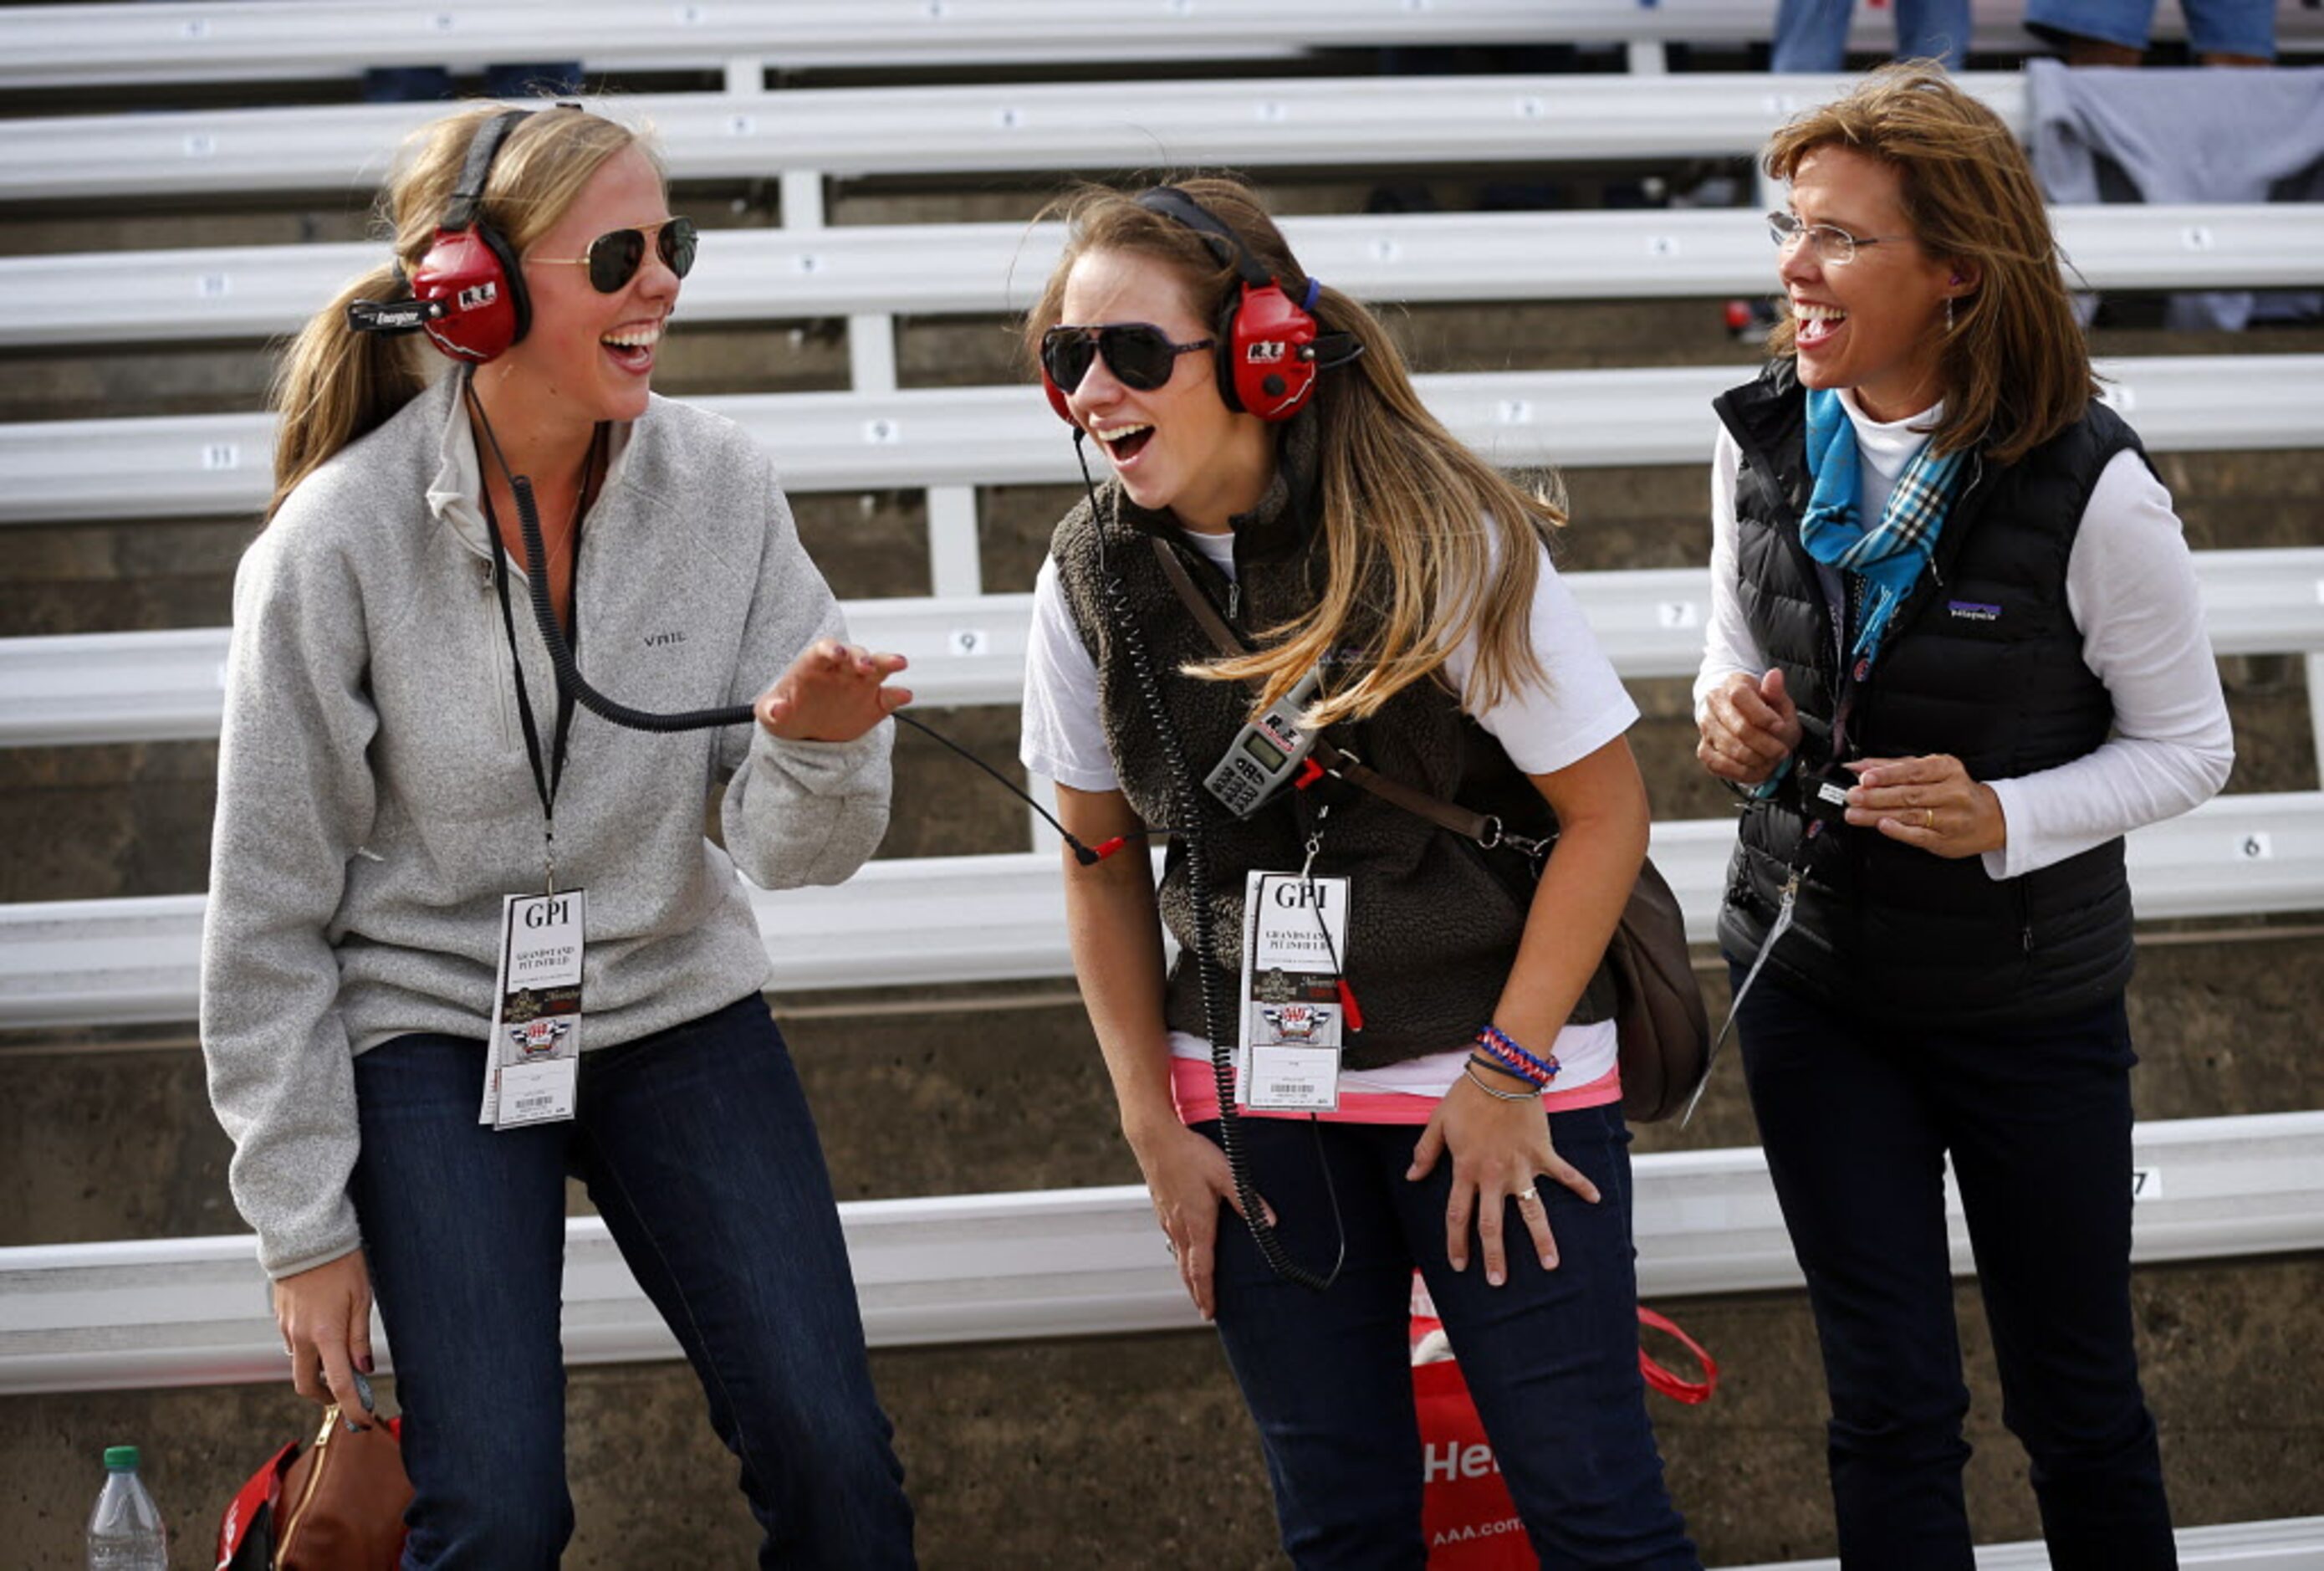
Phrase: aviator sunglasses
[
  {"left": 1041, "top": 322, "right": 1214, "bottom": 394},
  {"left": 531, "top": 216, "right": 699, "bottom": 293}
]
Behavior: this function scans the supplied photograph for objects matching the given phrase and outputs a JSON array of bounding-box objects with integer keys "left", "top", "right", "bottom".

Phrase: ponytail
[{"left": 265, "top": 263, "right": 431, "bottom": 524}]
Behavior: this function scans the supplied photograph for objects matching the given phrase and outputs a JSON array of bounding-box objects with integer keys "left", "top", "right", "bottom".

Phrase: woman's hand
[
  {"left": 1407, "top": 1069, "right": 1600, "bottom": 1284},
  {"left": 755, "top": 639, "right": 912, "bottom": 743},
  {"left": 1697, "top": 668, "right": 1804, "bottom": 786},
  {"left": 273, "top": 1248, "right": 376, "bottom": 1425},
  {"left": 1129, "top": 1121, "right": 1270, "bottom": 1322},
  {"left": 1844, "top": 753, "right": 2006, "bottom": 859}
]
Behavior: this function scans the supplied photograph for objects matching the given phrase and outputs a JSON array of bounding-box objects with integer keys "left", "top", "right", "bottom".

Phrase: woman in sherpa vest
[
  {"left": 1019, "top": 178, "right": 1698, "bottom": 1568},
  {"left": 199, "top": 103, "right": 916, "bottom": 1567},
  {"left": 1695, "top": 67, "right": 2232, "bottom": 1568}
]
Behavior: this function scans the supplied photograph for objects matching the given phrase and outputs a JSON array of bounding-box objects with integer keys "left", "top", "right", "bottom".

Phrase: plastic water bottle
[{"left": 85, "top": 1445, "right": 167, "bottom": 1571}]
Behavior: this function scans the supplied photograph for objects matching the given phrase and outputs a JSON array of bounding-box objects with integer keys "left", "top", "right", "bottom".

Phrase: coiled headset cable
[
  {"left": 1075, "top": 432, "right": 1343, "bottom": 1293},
  {"left": 465, "top": 382, "right": 1131, "bottom": 867}
]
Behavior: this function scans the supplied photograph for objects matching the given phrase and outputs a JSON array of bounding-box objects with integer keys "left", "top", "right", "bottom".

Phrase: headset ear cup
[
  {"left": 1226, "top": 282, "right": 1319, "bottom": 422},
  {"left": 409, "top": 226, "right": 524, "bottom": 363},
  {"left": 1043, "top": 367, "right": 1075, "bottom": 424}
]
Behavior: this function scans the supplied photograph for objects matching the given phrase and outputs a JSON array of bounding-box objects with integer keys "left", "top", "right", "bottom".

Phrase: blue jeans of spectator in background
[
  {"left": 349, "top": 993, "right": 916, "bottom": 1571},
  {"left": 1199, "top": 1106, "right": 1698, "bottom": 1570},
  {"left": 1731, "top": 969, "right": 2175, "bottom": 1571},
  {"left": 1771, "top": 0, "right": 1970, "bottom": 71},
  {"left": 2023, "top": 0, "right": 2277, "bottom": 59}
]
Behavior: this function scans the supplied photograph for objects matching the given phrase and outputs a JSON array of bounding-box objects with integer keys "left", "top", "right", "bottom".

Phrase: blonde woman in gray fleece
[{"left": 200, "top": 104, "right": 916, "bottom": 1568}]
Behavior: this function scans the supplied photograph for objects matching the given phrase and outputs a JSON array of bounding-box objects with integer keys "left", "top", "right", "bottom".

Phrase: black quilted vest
[
  {"left": 1714, "top": 361, "right": 2143, "bottom": 1026},
  {"left": 1048, "top": 456, "right": 1611, "bottom": 1068}
]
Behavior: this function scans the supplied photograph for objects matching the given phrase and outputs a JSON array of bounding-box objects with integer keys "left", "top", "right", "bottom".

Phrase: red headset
[
  {"left": 1042, "top": 185, "right": 1360, "bottom": 425},
  {"left": 346, "top": 107, "right": 544, "bottom": 363}
]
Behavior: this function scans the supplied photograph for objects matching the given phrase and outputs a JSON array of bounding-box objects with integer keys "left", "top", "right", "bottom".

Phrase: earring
[{"left": 1945, "top": 296, "right": 1956, "bottom": 333}]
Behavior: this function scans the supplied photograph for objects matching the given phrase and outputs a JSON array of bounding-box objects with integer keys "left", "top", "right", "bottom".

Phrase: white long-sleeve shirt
[{"left": 1693, "top": 391, "right": 2234, "bottom": 882}]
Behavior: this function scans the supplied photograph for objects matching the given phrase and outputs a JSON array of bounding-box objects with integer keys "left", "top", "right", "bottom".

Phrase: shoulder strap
[{"left": 1145, "top": 535, "right": 1514, "bottom": 850}]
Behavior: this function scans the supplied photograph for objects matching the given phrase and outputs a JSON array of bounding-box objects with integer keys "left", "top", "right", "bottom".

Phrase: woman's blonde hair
[
  {"left": 1764, "top": 63, "right": 2096, "bottom": 466},
  {"left": 1023, "top": 175, "right": 1563, "bottom": 726},
  {"left": 266, "top": 104, "right": 646, "bottom": 521}
]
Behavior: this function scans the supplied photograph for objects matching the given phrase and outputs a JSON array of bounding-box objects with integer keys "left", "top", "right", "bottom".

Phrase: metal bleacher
[
  {"left": 7, "top": 1109, "right": 2321, "bottom": 1393},
  {"left": 1, "top": 72, "right": 2029, "bottom": 207},
  {"left": 7, "top": 205, "right": 2322, "bottom": 348},
  {"left": 4, "top": 18, "right": 2323, "bottom": 1560},
  {"left": 0, "top": 0, "right": 2316, "bottom": 90}
]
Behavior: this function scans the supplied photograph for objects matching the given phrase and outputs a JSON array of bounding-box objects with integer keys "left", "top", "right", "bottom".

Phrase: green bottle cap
[{"left": 103, "top": 1445, "right": 140, "bottom": 1471}]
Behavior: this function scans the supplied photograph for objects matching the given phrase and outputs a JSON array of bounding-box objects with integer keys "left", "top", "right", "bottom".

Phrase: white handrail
[
  {"left": 2, "top": 1110, "right": 2316, "bottom": 1394},
  {"left": 6, "top": 205, "right": 2318, "bottom": 351},
  {"left": 4, "top": 356, "right": 2316, "bottom": 525},
  {"left": 8, "top": 549, "right": 2321, "bottom": 748},
  {"left": 0, "top": 73, "right": 2029, "bottom": 203},
  {"left": 0, "top": 1, "right": 2308, "bottom": 89},
  {"left": 3, "top": 793, "right": 2319, "bottom": 1031}
]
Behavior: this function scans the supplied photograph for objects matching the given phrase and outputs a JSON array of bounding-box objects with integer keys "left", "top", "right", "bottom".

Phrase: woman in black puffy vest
[{"left": 1694, "top": 65, "right": 2232, "bottom": 1569}]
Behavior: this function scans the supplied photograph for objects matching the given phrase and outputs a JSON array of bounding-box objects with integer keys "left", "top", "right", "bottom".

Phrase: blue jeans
[
  {"left": 1199, "top": 1106, "right": 1698, "bottom": 1570},
  {"left": 2024, "top": 0, "right": 2276, "bottom": 57},
  {"left": 1731, "top": 968, "right": 2173, "bottom": 1571},
  {"left": 1770, "top": 0, "right": 1969, "bottom": 70},
  {"left": 349, "top": 993, "right": 915, "bottom": 1569}
]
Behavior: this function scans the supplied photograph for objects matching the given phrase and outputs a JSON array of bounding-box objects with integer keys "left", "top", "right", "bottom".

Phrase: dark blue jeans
[
  {"left": 349, "top": 993, "right": 915, "bottom": 1570},
  {"left": 1199, "top": 1105, "right": 1698, "bottom": 1570},
  {"left": 1731, "top": 967, "right": 2175, "bottom": 1571}
]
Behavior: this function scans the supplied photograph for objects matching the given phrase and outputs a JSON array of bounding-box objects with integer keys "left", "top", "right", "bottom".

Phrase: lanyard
[{"left": 480, "top": 430, "right": 600, "bottom": 891}]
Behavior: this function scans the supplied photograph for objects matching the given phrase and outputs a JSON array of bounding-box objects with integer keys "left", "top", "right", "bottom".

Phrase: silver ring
[{"left": 1515, "top": 1187, "right": 1540, "bottom": 1204}]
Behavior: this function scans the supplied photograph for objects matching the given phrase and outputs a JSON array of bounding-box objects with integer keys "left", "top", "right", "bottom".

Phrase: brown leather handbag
[{"left": 217, "top": 1406, "right": 411, "bottom": 1571}]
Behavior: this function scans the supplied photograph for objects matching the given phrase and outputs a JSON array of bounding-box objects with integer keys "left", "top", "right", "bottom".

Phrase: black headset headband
[
  {"left": 1137, "top": 186, "right": 1278, "bottom": 291},
  {"left": 442, "top": 109, "right": 531, "bottom": 232}
]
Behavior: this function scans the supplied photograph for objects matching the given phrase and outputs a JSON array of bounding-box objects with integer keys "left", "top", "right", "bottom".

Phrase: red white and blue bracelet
[{"left": 1473, "top": 1022, "right": 1561, "bottom": 1090}]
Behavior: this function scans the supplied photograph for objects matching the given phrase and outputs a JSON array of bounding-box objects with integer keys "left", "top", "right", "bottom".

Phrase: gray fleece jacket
[{"left": 200, "top": 371, "right": 892, "bottom": 1279}]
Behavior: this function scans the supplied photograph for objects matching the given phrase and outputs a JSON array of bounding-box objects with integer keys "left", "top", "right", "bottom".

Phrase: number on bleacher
[
  {"left": 1657, "top": 601, "right": 1701, "bottom": 630},
  {"left": 1517, "top": 97, "right": 1546, "bottom": 119},
  {"left": 183, "top": 134, "right": 217, "bottom": 159},
  {"left": 863, "top": 419, "right": 902, "bottom": 445},
  {"left": 675, "top": 4, "right": 705, "bottom": 23},
  {"left": 791, "top": 254, "right": 821, "bottom": 274},
  {"left": 727, "top": 115, "right": 757, "bottom": 138},
  {"left": 2181, "top": 226, "right": 2214, "bottom": 252},
  {"left": 2237, "top": 832, "right": 2273, "bottom": 861},
  {"left": 197, "top": 274, "right": 232, "bottom": 299},
  {"left": 2130, "top": 1168, "right": 2160, "bottom": 1200},
  {"left": 949, "top": 629, "right": 988, "bottom": 657},
  {"left": 431, "top": 12, "right": 455, "bottom": 33},
  {"left": 181, "top": 18, "right": 212, "bottom": 39},
  {"left": 1646, "top": 235, "right": 1680, "bottom": 258},
  {"left": 1257, "top": 101, "right": 1287, "bottom": 123},
  {"left": 1371, "top": 238, "right": 1402, "bottom": 264},
  {"left": 1497, "top": 400, "right": 1533, "bottom": 425},
  {"left": 201, "top": 443, "right": 239, "bottom": 472}
]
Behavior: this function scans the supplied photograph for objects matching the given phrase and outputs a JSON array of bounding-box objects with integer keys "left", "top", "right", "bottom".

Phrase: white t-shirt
[
  {"left": 1021, "top": 523, "right": 1640, "bottom": 1100},
  {"left": 1693, "top": 389, "right": 2235, "bottom": 882}
]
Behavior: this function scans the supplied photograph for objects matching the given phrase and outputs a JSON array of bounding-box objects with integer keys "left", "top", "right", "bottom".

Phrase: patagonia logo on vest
[{"left": 1948, "top": 600, "right": 2003, "bottom": 623}]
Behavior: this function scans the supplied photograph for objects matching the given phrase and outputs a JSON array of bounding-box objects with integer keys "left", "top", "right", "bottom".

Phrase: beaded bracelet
[
  {"left": 1475, "top": 1022, "right": 1561, "bottom": 1087},
  {"left": 1461, "top": 1062, "right": 1544, "bottom": 1103}
]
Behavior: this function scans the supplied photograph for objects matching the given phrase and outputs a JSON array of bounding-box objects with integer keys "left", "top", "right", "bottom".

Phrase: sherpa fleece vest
[{"left": 1048, "top": 471, "right": 1610, "bottom": 1069}]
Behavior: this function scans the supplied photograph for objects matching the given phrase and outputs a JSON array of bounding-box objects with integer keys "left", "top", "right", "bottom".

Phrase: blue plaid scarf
[{"left": 1798, "top": 386, "right": 1969, "bottom": 664}]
